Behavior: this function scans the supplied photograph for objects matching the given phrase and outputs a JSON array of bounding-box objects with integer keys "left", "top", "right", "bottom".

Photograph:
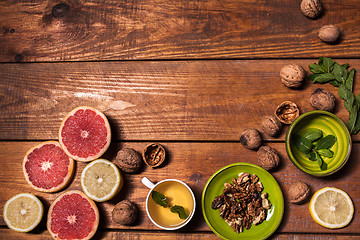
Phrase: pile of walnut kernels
[{"left": 211, "top": 172, "right": 271, "bottom": 233}]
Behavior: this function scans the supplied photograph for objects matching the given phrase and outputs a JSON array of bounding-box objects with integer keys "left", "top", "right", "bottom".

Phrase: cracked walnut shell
[
  {"left": 280, "top": 64, "right": 305, "bottom": 88},
  {"left": 275, "top": 101, "right": 300, "bottom": 124},
  {"left": 143, "top": 143, "right": 166, "bottom": 168}
]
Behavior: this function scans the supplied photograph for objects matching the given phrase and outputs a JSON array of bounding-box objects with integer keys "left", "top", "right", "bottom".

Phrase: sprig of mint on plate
[
  {"left": 151, "top": 191, "right": 189, "bottom": 219},
  {"left": 293, "top": 128, "right": 336, "bottom": 170},
  {"left": 308, "top": 57, "right": 358, "bottom": 134}
]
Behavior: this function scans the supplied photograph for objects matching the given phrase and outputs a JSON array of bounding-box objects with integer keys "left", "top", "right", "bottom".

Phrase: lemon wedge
[{"left": 309, "top": 187, "right": 354, "bottom": 229}]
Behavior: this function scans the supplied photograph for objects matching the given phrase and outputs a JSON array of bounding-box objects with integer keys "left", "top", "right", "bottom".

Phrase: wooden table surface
[{"left": 1, "top": 0, "right": 360, "bottom": 239}]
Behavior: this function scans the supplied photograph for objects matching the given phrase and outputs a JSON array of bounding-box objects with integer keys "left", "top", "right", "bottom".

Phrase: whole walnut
[
  {"left": 300, "top": 0, "right": 322, "bottom": 19},
  {"left": 112, "top": 200, "right": 138, "bottom": 225},
  {"left": 256, "top": 146, "right": 280, "bottom": 171},
  {"left": 262, "top": 115, "right": 282, "bottom": 137},
  {"left": 310, "top": 88, "right": 336, "bottom": 112},
  {"left": 318, "top": 25, "right": 340, "bottom": 43},
  {"left": 115, "top": 148, "right": 142, "bottom": 173},
  {"left": 288, "top": 181, "right": 311, "bottom": 204},
  {"left": 280, "top": 64, "right": 305, "bottom": 88},
  {"left": 240, "top": 128, "right": 262, "bottom": 150}
]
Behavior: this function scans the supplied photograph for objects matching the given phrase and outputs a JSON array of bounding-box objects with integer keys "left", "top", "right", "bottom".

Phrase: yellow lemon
[
  {"left": 81, "top": 159, "right": 123, "bottom": 202},
  {"left": 3, "top": 193, "right": 43, "bottom": 232},
  {"left": 309, "top": 187, "right": 354, "bottom": 229}
]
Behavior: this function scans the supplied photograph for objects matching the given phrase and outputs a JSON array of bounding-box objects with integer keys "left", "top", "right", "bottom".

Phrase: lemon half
[
  {"left": 81, "top": 159, "right": 123, "bottom": 202},
  {"left": 3, "top": 193, "right": 43, "bottom": 232},
  {"left": 309, "top": 187, "right": 354, "bottom": 229}
]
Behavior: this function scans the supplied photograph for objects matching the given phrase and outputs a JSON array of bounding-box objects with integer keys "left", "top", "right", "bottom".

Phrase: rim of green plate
[
  {"left": 201, "top": 162, "right": 284, "bottom": 240},
  {"left": 285, "top": 110, "right": 352, "bottom": 177}
]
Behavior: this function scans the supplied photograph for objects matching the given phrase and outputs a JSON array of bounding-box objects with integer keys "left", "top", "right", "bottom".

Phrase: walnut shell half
[
  {"left": 275, "top": 101, "right": 300, "bottom": 124},
  {"left": 143, "top": 143, "right": 166, "bottom": 168}
]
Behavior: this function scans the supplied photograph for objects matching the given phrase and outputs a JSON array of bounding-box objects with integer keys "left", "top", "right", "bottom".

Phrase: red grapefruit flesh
[
  {"left": 23, "top": 141, "right": 74, "bottom": 193},
  {"left": 59, "top": 106, "right": 111, "bottom": 162},
  {"left": 47, "top": 190, "right": 99, "bottom": 240}
]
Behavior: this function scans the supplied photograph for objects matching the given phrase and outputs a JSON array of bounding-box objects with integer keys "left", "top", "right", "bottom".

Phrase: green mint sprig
[
  {"left": 293, "top": 128, "right": 336, "bottom": 170},
  {"left": 308, "top": 57, "right": 358, "bottom": 134},
  {"left": 151, "top": 191, "right": 188, "bottom": 219},
  {"left": 170, "top": 205, "right": 189, "bottom": 219}
]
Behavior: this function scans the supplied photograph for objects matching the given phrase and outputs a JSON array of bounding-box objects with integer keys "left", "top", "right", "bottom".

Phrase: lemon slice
[
  {"left": 309, "top": 187, "right": 354, "bottom": 229},
  {"left": 81, "top": 159, "right": 123, "bottom": 202},
  {"left": 3, "top": 193, "right": 43, "bottom": 232}
]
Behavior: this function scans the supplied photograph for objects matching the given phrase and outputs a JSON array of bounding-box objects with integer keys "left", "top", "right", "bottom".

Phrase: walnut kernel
[
  {"left": 300, "top": 0, "right": 322, "bottom": 18},
  {"left": 275, "top": 101, "right": 300, "bottom": 124},
  {"left": 256, "top": 146, "right": 280, "bottom": 171},
  {"left": 318, "top": 25, "right": 340, "bottom": 43},
  {"left": 261, "top": 115, "right": 282, "bottom": 137},
  {"left": 240, "top": 129, "right": 262, "bottom": 150},
  {"left": 288, "top": 181, "right": 311, "bottom": 204},
  {"left": 280, "top": 64, "right": 305, "bottom": 88},
  {"left": 112, "top": 200, "right": 138, "bottom": 225},
  {"left": 310, "top": 88, "right": 336, "bottom": 112}
]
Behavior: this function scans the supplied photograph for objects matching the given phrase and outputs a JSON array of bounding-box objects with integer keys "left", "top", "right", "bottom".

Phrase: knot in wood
[{"left": 52, "top": 3, "right": 70, "bottom": 18}]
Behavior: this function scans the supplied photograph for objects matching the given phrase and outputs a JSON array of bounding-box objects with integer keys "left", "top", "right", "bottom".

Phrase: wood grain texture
[
  {"left": 1, "top": 59, "right": 360, "bottom": 141},
  {"left": 1, "top": 141, "right": 359, "bottom": 233},
  {"left": 0, "top": 0, "right": 359, "bottom": 62},
  {"left": 1, "top": 230, "right": 359, "bottom": 240}
]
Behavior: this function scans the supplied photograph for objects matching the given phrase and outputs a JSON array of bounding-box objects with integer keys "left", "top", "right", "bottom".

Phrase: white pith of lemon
[
  {"left": 3, "top": 193, "right": 43, "bottom": 232},
  {"left": 309, "top": 187, "right": 354, "bottom": 229},
  {"left": 81, "top": 159, "right": 123, "bottom": 202}
]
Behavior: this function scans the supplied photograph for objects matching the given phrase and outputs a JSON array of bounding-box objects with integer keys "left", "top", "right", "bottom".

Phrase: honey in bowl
[{"left": 148, "top": 180, "right": 194, "bottom": 228}]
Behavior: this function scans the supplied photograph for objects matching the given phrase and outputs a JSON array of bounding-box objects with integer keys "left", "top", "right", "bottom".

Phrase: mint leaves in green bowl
[{"left": 286, "top": 110, "right": 351, "bottom": 176}]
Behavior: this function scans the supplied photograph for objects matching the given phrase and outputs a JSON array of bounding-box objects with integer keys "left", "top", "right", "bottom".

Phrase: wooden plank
[
  {"left": 1, "top": 141, "right": 359, "bottom": 233},
  {"left": 0, "top": 229, "right": 359, "bottom": 240},
  {"left": 1, "top": 59, "right": 360, "bottom": 141},
  {"left": 0, "top": 0, "right": 359, "bottom": 62}
]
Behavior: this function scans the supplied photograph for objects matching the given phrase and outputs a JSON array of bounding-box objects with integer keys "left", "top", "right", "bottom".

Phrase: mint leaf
[
  {"left": 334, "top": 63, "right": 348, "bottom": 84},
  {"left": 309, "top": 151, "right": 317, "bottom": 161},
  {"left": 312, "top": 73, "right": 335, "bottom": 83},
  {"left": 319, "top": 57, "right": 335, "bottom": 72},
  {"left": 317, "top": 149, "right": 334, "bottom": 158},
  {"left": 152, "top": 191, "right": 169, "bottom": 208},
  {"left": 313, "top": 151, "right": 327, "bottom": 170},
  {"left": 293, "top": 134, "right": 313, "bottom": 154},
  {"left": 346, "top": 69, "right": 355, "bottom": 92},
  {"left": 309, "top": 64, "right": 326, "bottom": 74},
  {"left": 338, "top": 85, "right": 354, "bottom": 112},
  {"left": 170, "top": 205, "right": 188, "bottom": 219},
  {"left": 315, "top": 135, "right": 337, "bottom": 150},
  {"left": 302, "top": 128, "right": 323, "bottom": 142}
]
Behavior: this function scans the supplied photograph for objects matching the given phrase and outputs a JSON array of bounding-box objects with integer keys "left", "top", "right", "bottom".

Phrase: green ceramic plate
[
  {"left": 202, "top": 163, "right": 284, "bottom": 240},
  {"left": 286, "top": 110, "right": 351, "bottom": 177}
]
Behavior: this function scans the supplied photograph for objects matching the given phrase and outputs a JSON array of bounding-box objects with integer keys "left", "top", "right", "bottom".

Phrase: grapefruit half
[
  {"left": 47, "top": 190, "right": 99, "bottom": 240},
  {"left": 23, "top": 141, "right": 74, "bottom": 193},
  {"left": 59, "top": 106, "right": 111, "bottom": 162}
]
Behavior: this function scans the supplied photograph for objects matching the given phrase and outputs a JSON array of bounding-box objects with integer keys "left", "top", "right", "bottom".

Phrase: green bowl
[
  {"left": 202, "top": 163, "right": 284, "bottom": 240},
  {"left": 285, "top": 110, "right": 352, "bottom": 177}
]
